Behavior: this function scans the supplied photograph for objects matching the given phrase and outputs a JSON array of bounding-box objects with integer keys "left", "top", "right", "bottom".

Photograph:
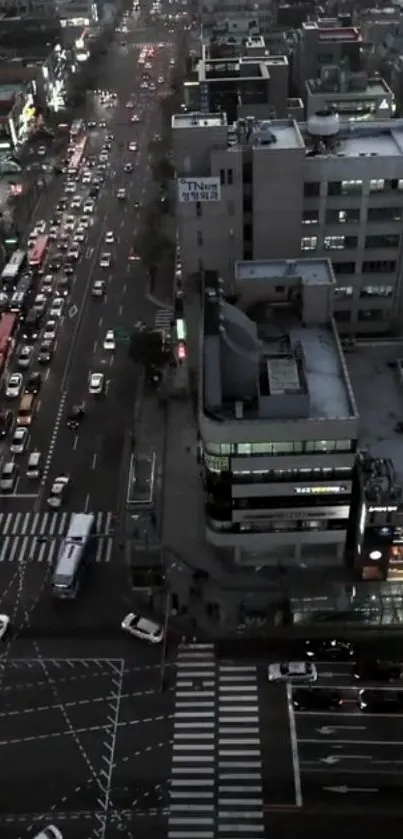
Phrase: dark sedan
[
  {"left": 305, "top": 639, "right": 355, "bottom": 660},
  {"left": 353, "top": 659, "right": 401, "bottom": 683},
  {"left": 358, "top": 689, "right": 403, "bottom": 713},
  {"left": 293, "top": 688, "right": 343, "bottom": 712}
]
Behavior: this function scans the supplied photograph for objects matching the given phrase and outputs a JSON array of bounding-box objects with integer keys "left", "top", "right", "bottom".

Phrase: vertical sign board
[
  {"left": 199, "top": 81, "right": 209, "bottom": 113},
  {"left": 177, "top": 177, "right": 221, "bottom": 203}
]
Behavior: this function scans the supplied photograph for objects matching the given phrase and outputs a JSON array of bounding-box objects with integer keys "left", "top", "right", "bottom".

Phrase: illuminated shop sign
[{"left": 294, "top": 485, "right": 348, "bottom": 495}]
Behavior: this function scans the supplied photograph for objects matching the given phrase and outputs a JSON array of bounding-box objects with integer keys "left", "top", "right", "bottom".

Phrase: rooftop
[
  {"left": 306, "top": 74, "right": 391, "bottom": 98},
  {"left": 199, "top": 58, "right": 269, "bottom": 81},
  {"left": 202, "top": 261, "right": 356, "bottom": 424},
  {"left": 172, "top": 112, "right": 227, "bottom": 129},
  {"left": 227, "top": 117, "right": 304, "bottom": 149},
  {"left": 302, "top": 20, "right": 361, "bottom": 40},
  {"left": 346, "top": 343, "right": 403, "bottom": 487},
  {"left": 300, "top": 118, "right": 403, "bottom": 157}
]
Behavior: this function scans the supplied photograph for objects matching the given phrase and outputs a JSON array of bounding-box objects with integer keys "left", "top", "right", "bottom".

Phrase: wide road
[{"left": 0, "top": 8, "right": 176, "bottom": 629}]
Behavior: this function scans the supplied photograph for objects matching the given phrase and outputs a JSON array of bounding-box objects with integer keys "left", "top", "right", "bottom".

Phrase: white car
[
  {"left": 105, "top": 230, "right": 114, "bottom": 244},
  {"left": 36, "top": 219, "right": 46, "bottom": 234},
  {"left": 121, "top": 613, "right": 164, "bottom": 643},
  {"left": 49, "top": 226, "right": 58, "bottom": 240},
  {"left": 117, "top": 188, "right": 126, "bottom": 199},
  {"left": 129, "top": 142, "right": 138, "bottom": 152},
  {"left": 17, "top": 345, "right": 33, "bottom": 368},
  {"left": 82, "top": 173, "right": 91, "bottom": 184},
  {"left": 33, "top": 825, "right": 63, "bottom": 839},
  {"left": 71, "top": 197, "right": 82, "bottom": 209},
  {"left": 50, "top": 297, "right": 64, "bottom": 318},
  {"left": 65, "top": 181, "right": 76, "bottom": 193},
  {"left": 0, "top": 614, "right": 10, "bottom": 640},
  {"left": 33, "top": 293, "right": 47, "bottom": 313},
  {"left": 267, "top": 661, "right": 318, "bottom": 683},
  {"left": 83, "top": 202, "right": 95, "bottom": 215},
  {"left": 64, "top": 215, "right": 75, "bottom": 232},
  {"left": 43, "top": 320, "right": 57, "bottom": 341},
  {"left": 92, "top": 279, "right": 105, "bottom": 297},
  {"left": 103, "top": 330, "right": 115, "bottom": 351},
  {"left": 47, "top": 475, "right": 70, "bottom": 508},
  {"left": 99, "top": 252, "right": 111, "bottom": 268},
  {"left": 10, "top": 426, "right": 28, "bottom": 454},
  {"left": 42, "top": 275, "right": 54, "bottom": 294},
  {"left": 126, "top": 101, "right": 134, "bottom": 108},
  {"left": 74, "top": 229, "right": 86, "bottom": 243},
  {"left": 5, "top": 372, "right": 23, "bottom": 398},
  {"left": 38, "top": 145, "right": 46, "bottom": 156},
  {"left": 89, "top": 372, "right": 105, "bottom": 395},
  {"left": 68, "top": 246, "right": 80, "bottom": 261}
]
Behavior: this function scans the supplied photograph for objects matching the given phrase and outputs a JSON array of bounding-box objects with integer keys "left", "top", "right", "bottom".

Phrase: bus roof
[
  {"left": 53, "top": 542, "right": 83, "bottom": 581},
  {"left": 0, "top": 313, "right": 17, "bottom": 354},
  {"left": 66, "top": 513, "right": 95, "bottom": 543},
  {"left": 1, "top": 250, "right": 25, "bottom": 279}
]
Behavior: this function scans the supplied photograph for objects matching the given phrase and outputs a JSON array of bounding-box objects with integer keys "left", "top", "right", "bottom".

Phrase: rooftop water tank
[{"left": 307, "top": 110, "right": 340, "bottom": 138}]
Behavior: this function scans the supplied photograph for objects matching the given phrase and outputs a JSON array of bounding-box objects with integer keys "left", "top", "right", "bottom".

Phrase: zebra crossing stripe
[
  {"left": 0, "top": 512, "right": 115, "bottom": 563},
  {"left": 154, "top": 307, "right": 173, "bottom": 330}
]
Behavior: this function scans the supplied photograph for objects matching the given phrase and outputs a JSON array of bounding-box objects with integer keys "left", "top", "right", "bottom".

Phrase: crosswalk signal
[{"left": 177, "top": 342, "right": 186, "bottom": 362}]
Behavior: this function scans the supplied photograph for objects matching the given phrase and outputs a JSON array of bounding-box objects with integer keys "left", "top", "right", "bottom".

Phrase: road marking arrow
[
  {"left": 69, "top": 304, "right": 78, "bottom": 318},
  {"left": 323, "top": 786, "right": 378, "bottom": 794},
  {"left": 321, "top": 754, "right": 370, "bottom": 765},
  {"left": 317, "top": 726, "right": 366, "bottom": 735}
]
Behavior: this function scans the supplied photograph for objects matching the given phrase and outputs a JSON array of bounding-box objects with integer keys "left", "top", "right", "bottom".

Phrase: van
[
  {"left": 27, "top": 451, "right": 42, "bottom": 479},
  {"left": 10, "top": 291, "right": 27, "bottom": 313},
  {"left": 17, "top": 393, "right": 35, "bottom": 426}
]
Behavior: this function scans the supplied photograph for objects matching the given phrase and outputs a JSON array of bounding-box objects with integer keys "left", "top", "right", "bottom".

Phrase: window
[
  {"left": 304, "top": 182, "right": 320, "bottom": 197},
  {"left": 360, "top": 285, "right": 393, "bottom": 298},
  {"left": 305, "top": 440, "right": 353, "bottom": 453},
  {"left": 197, "top": 230, "right": 203, "bottom": 247},
  {"left": 367, "top": 206, "right": 403, "bottom": 222},
  {"left": 301, "top": 236, "right": 317, "bottom": 251},
  {"left": 369, "top": 178, "right": 385, "bottom": 192},
  {"left": 386, "top": 179, "right": 403, "bottom": 191},
  {"left": 243, "top": 195, "right": 252, "bottom": 213},
  {"left": 220, "top": 169, "right": 225, "bottom": 186},
  {"left": 362, "top": 260, "right": 396, "bottom": 274},
  {"left": 327, "top": 181, "right": 341, "bottom": 196},
  {"left": 334, "top": 310, "right": 351, "bottom": 322},
  {"left": 341, "top": 179, "right": 362, "bottom": 195},
  {"left": 242, "top": 162, "right": 252, "bottom": 183},
  {"left": 326, "top": 208, "right": 360, "bottom": 224},
  {"left": 365, "top": 234, "right": 400, "bottom": 249},
  {"left": 302, "top": 210, "right": 318, "bottom": 225},
  {"left": 333, "top": 286, "right": 353, "bottom": 298},
  {"left": 244, "top": 223, "right": 252, "bottom": 241},
  {"left": 358, "top": 308, "right": 384, "bottom": 322},
  {"left": 196, "top": 201, "right": 202, "bottom": 217},
  {"left": 324, "top": 235, "right": 357, "bottom": 250},
  {"left": 227, "top": 168, "right": 233, "bottom": 185},
  {"left": 332, "top": 261, "right": 355, "bottom": 275}
]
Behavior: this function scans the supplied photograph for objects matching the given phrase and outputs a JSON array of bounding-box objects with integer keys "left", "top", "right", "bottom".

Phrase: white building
[
  {"left": 200, "top": 259, "right": 359, "bottom": 567},
  {"left": 173, "top": 111, "right": 403, "bottom": 335}
]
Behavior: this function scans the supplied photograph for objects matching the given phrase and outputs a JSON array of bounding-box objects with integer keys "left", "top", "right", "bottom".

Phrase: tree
[
  {"left": 132, "top": 227, "right": 172, "bottom": 273},
  {"left": 128, "top": 328, "right": 170, "bottom": 372}
]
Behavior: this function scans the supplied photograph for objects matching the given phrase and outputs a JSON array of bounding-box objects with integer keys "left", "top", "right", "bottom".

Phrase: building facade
[
  {"left": 199, "top": 260, "right": 359, "bottom": 567},
  {"left": 173, "top": 111, "right": 403, "bottom": 335},
  {"left": 305, "top": 70, "right": 395, "bottom": 121}
]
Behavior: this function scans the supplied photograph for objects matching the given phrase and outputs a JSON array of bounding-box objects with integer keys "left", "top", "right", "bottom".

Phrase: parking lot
[
  {"left": 0, "top": 654, "right": 174, "bottom": 838},
  {"left": 293, "top": 660, "right": 403, "bottom": 810}
]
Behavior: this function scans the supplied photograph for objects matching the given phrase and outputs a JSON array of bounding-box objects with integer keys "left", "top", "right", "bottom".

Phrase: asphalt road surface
[{"left": 0, "top": 8, "right": 176, "bottom": 633}]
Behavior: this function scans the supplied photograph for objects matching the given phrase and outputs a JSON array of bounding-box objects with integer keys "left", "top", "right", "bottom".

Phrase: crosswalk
[
  {"left": 0, "top": 511, "right": 114, "bottom": 564},
  {"left": 169, "top": 642, "right": 264, "bottom": 839},
  {"left": 154, "top": 307, "right": 173, "bottom": 333}
]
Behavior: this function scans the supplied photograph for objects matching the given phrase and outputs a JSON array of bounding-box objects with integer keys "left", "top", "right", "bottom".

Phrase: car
[
  {"left": 305, "top": 639, "right": 355, "bottom": 660},
  {"left": 47, "top": 475, "right": 71, "bottom": 509},
  {"left": 23, "top": 311, "right": 42, "bottom": 341},
  {"left": 105, "top": 231, "right": 115, "bottom": 244},
  {"left": 92, "top": 279, "right": 105, "bottom": 297},
  {"left": 33, "top": 824, "right": 63, "bottom": 839},
  {"left": 126, "top": 101, "right": 134, "bottom": 108},
  {"left": 268, "top": 661, "right": 318, "bottom": 683},
  {"left": 17, "top": 345, "right": 33, "bottom": 368},
  {"left": 353, "top": 659, "right": 402, "bottom": 682},
  {"left": 83, "top": 201, "right": 95, "bottom": 214},
  {"left": 43, "top": 320, "right": 57, "bottom": 341},
  {"left": 71, "top": 196, "right": 82, "bottom": 209},
  {"left": 36, "top": 220, "right": 46, "bottom": 234},
  {"left": 65, "top": 181, "right": 76, "bottom": 193},
  {"left": 124, "top": 162, "right": 134, "bottom": 173},
  {"left": 67, "top": 246, "right": 80, "bottom": 261},
  {"left": 50, "top": 297, "right": 64, "bottom": 318},
  {"left": 66, "top": 404, "right": 85, "bottom": 429},
  {"left": 128, "top": 142, "right": 138, "bottom": 152},
  {"left": 56, "top": 199, "right": 67, "bottom": 211},
  {"left": 121, "top": 613, "right": 164, "bottom": 643},
  {"left": 0, "top": 461, "right": 18, "bottom": 492},
  {"left": 57, "top": 236, "right": 69, "bottom": 253},
  {"left": 64, "top": 215, "right": 75, "bottom": 231},
  {"left": 0, "top": 614, "right": 10, "bottom": 640},
  {"left": 33, "top": 294, "right": 47, "bottom": 315},
  {"left": 158, "top": 75, "right": 164, "bottom": 84},
  {"left": 38, "top": 145, "right": 47, "bottom": 156},
  {"left": 0, "top": 409, "right": 12, "bottom": 438},
  {"left": 25, "top": 371, "right": 42, "bottom": 394},
  {"left": 47, "top": 256, "right": 62, "bottom": 274},
  {"left": 128, "top": 249, "right": 140, "bottom": 261},
  {"left": 99, "top": 121, "right": 106, "bottom": 128},
  {"left": 357, "top": 689, "right": 403, "bottom": 714},
  {"left": 88, "top": 121, "right": 96, "bottom": 129},
  {"left": 292, "top": 687, "right": 343, "bottom": 711},
  {"left": 99, "top": 154, "right": 109, "bottom": 164},
  {"left": 49, "top": 226, "right": 58, "bottom": 240},
  {"left": 37, "top": 341, "right": 54, "bottom": 364},
  {"left": 82, "top": 172, "right": 91, "bottom": 184},
  {"left": 74, "top": 229, "right": 86, "bottom": 243},
  {"left": 117, "top": 189, "right": 126, "bottom": 199},
  {"left": 63, "top": 263, "right": 74, "bottom": 276},
  {"left": 5, "top": 373, "right": 23, "bottom": 399},
  {"left": 107, "top": 133, "right": 114, "bottom": 140},
  {"left": 103, "top": 330, "right": 115, "bottom": 351},
  {"left": 41, "top": 274, "right": 54, "bottom": 294},
  {"left": 102, "top": 142, "right": 111, "bottom": 151},
  {"left": 89, "top": 371, "right": 105, "bottom": 395},
  {"left": 99, "top": 252, "right": 111, "bottom": 268},
  {"left": 131, "top": 114, "right": 140, "bottom": 123},
  {"left": 10, "top": 426, "right": 28, "bottom": 455}
]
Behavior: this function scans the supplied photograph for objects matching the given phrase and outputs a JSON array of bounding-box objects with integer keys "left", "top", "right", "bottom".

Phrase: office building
[
  {"left": 291, "top": 17, "right": 363, "bottom": 97},
  {"left": 173, "top": 111, "right": 403, "bottom": 335},
  {"left": 306, "top": 68, "right": 394, "bottom": 121},
  {"left": 200, "top": 259, "right": 358, "bottom": 567}
]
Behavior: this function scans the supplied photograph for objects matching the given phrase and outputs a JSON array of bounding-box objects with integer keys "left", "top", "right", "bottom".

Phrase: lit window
[
  {"left": 301, "top": 236, "right": 317, "bottom": 251},
  {"left": 341, "top": 180, "right": 362, "bottom": 194},
  {"left": 333, "top": 286, "right": 353, "bottom": 298},
  {"left": 360, "top": 285, "right": 393, "bottom": 298},
  {"left": 302, "top": 210, "right": 319, "bottom": 225},
  {"left": 324, "top": 235, "right": 345, "bottom": 250},
  {"left": 369, "top": 178, "right": 385, "bottom": 192}
]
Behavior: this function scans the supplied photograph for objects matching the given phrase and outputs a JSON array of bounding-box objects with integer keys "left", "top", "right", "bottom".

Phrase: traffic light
[{"left": 177, "top": 342, "right": 186, "bottom": 362}]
